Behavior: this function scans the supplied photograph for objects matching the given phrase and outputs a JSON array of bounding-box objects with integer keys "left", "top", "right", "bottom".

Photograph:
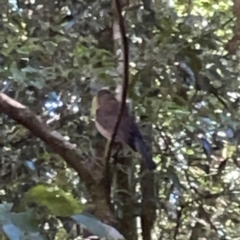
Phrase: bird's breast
[{"left": 95, "top": 121, "right": 121, "bottom": 142}]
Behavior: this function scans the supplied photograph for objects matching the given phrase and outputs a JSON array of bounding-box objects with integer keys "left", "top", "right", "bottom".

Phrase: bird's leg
[
  {"left": 103, "top": 141, "right": 122, "bottom": 165},
  {"left": 102, "top": 142, "right": 122, "bottom": 207}
]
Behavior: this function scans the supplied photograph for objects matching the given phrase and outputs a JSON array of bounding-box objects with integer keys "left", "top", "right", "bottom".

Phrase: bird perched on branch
[{"left": 92, "top": 89, "right": 156, "bottom": 170}]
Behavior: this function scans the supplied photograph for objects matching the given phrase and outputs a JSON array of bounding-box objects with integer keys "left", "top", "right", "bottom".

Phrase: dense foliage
[{"left": 0, "top": 0, "right": 240, "bottom": 239}]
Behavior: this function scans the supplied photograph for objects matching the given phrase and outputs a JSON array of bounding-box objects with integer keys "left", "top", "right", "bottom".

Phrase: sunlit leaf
[{"left": 25, "top": 185, "right": 84, "bottom": 216}]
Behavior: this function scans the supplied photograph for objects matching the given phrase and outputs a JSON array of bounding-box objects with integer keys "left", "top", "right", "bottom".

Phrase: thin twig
[
  {"left": 1, "top": 81, "right": 11, "bottom": 93},
  {"left": 105, "top": 0, "right": 129, "bottom": 166}
]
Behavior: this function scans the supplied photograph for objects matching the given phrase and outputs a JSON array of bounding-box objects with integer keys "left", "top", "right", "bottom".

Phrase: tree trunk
[
  {"left": 115, "top": 157, "right": 137, "bottom": 240},
  {"left": 140, "top": 65, "right": 157, "bottom": 240}
]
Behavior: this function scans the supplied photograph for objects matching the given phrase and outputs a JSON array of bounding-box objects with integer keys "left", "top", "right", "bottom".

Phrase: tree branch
[{"left": 0, "top": 93, "right": 103, "bottom": 184}]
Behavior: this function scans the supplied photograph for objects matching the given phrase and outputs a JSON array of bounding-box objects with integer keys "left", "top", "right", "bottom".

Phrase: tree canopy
[{"left": 0, "top": 0, "right": 240, "bottom": 240}]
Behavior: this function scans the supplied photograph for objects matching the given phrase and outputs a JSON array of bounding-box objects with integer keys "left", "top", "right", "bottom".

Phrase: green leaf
[
  {"left": 11, "top": 209, "right": 38, "bottom": 232},
  {"left": 2, "top": 224, "right": 44, "bottom": 240},
  {"left": 10, "top": 61, "right": 26, "bottom": 83},
  {"left": 0, "top": 203, "right": 12, "bottom": 225},
  {"left": 166, "top": 167, "right": 186, "bottom": 191},
  {"left": 72, "top": 213, "right": 125, "bottom": 240},
  {"left": 43, "top": 41, "right": 57, "bottom": 54},
  {"left": 2, "top": 224, "right": 21, "bottom": 240},
  {"left": 0, "top": 204, "right": 44, "bottom": 240},
  {"left": 25, "top": 185, "right": 84, "bottom": 216},
  {"left": 21, "top": 66, "right": 39, "bottom": 73}
]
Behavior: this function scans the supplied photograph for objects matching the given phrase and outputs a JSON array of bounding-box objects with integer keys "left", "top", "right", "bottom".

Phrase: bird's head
[{"left": 97, "top": 89, "right": 115, "bottom": 106}]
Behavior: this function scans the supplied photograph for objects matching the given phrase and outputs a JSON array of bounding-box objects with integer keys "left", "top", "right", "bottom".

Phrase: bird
[{"left": 93, "top": 89, "right": 156, "bottom": 170}]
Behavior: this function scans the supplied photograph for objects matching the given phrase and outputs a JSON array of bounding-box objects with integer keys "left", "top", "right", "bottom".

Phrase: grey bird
[{"left": 95, "top": 89, "right": 156, "bottom": 170}]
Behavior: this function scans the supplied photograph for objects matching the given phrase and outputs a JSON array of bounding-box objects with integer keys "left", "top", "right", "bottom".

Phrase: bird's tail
[{"left": 135, "top": 137, "right": 156, "bottom": 170}]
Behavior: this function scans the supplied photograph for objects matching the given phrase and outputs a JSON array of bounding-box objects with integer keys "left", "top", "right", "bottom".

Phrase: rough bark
[
  {"left": 140, "top": 70, "right": 157, "bottom": 240},
  {"left": 0, "top": 93, "right": 114, "bottom": 225},
  {"left": 225, "top": 0, "right": 240, "bottom": 54},
  {"left": 140, "top": 167, "right": 156, "bottom": 240}
]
